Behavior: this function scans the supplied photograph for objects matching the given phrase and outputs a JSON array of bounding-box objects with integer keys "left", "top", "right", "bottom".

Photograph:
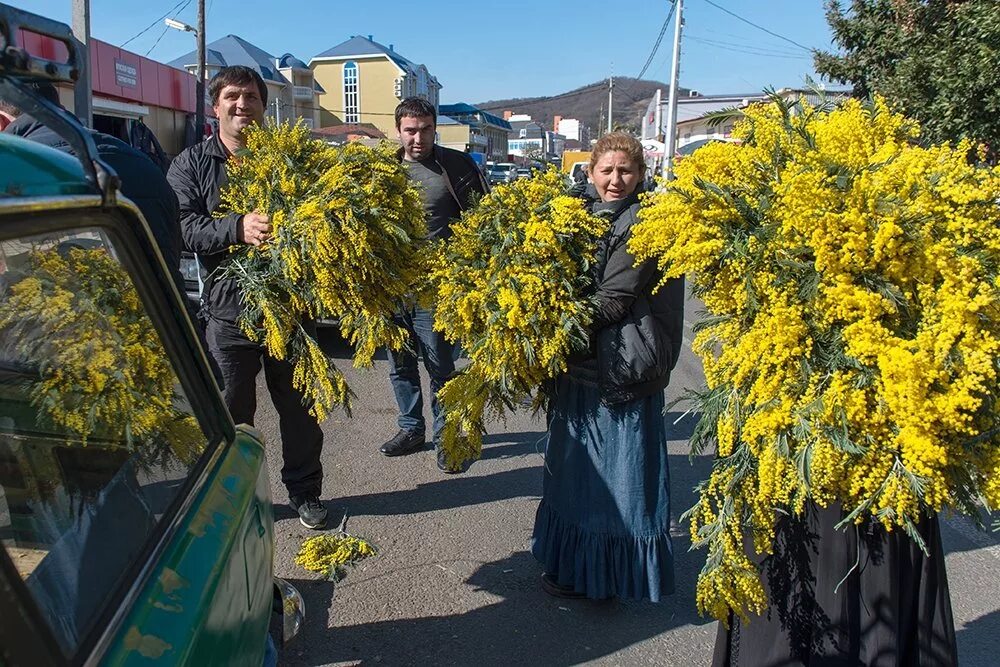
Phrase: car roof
[{"left": 0, "top": 133, "right": 94, "bottom": 198}]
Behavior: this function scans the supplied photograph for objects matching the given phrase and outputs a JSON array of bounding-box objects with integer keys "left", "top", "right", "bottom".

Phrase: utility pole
[
  {"left": 607, "top": 72, "right": 614, "bottom": 134},
  {"left": 654, "top": 87, "right": 663, "bottom": 142},
  {"left": 663, "top": 0, "right": 683, "bottom": 180},
  {"left": 196, "top": 0, "right": 205, "bottom": 141},
  {"left": 71, "top": 0, "right": 92, "bottom": 126}
]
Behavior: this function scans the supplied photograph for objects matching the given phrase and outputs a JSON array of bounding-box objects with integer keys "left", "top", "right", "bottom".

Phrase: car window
[{"left": 0, "top": 226, "right": 208, "bottom": 657}]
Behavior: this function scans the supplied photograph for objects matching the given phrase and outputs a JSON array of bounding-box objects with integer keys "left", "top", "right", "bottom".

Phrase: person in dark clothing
[
  {"left": 381, "top": 97, "right": 489, "bottom": 472},
  {"left": 711, "top": 502, "right": 958, "bottom": 667},
  {"left": 1, "top": 84, "right": 184, "bottom": 301},
  {"left": 166, "top": 65, "right": 327, "bottom": 529},
  {"left": 530, "top": 132, "right": 684, "bottom": 601},
  {"left": 128, "top": 117, "right": 169, "bottom": 173}
]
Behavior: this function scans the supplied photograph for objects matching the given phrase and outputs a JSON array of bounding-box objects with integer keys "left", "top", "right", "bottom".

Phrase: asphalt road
[{"left": 248, "top": 296, "right": 1000, "bottom": 666}]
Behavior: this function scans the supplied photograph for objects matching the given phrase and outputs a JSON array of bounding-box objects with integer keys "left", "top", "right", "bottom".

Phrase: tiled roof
[
  {"left": 277, "top": 53, "right": 308, "bottom": 69},
  {"left": 168, "top": 35, "right": 306, "bottom": 84},
  {"left": 311, "top": 36, "right": 439, "bottom": 85},
  {"left": 314, "top": 35, "right": 404, "bottom": 61},
  {"left": 439, "top": 103, "right": 512, "bottom": 130}
]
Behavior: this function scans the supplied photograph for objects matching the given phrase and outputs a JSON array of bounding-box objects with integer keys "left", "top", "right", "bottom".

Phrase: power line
[
  {"left": 687, "top": 33, "right": 807, "bottom": 56},
  {"left": 145, "top": 25, "right": 171, "bottom": 56},
  {"left": 616, "top": 2, "right": 678, "bottom": 103},
  {"left": 144, "top": 0, "right": 194, "bottom": 56},
  {"left": 635, "top": 2, "right": 677, "bottom": 82},
  {"left": 120, "top": 0, "right": 190, "bottom": 48},
  {"left": 687, "top": 36, "right": 812, "bottom": 59},
  {"left": 699, "top": 0, "right": 815, "bottom": 53}
]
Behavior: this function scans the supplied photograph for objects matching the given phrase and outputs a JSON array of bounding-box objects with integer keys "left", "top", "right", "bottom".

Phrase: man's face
[
  {"left": 213, "top": 83, "right": 265, "bottom": 141},
  {"left": 397, "top": 115, "right": 435, "bottom": 161}
]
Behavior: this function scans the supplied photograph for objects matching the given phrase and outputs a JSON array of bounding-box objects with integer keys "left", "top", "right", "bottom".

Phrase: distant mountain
[{"left": 475, "top": 78, "right": 688, "bottom": 135}]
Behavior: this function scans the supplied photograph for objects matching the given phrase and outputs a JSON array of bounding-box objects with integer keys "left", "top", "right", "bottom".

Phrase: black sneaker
[
  {"left": 436, "top": 447, "right": 466, "bottom": 474},
  {"left": 380, "top": 429, "right": 425, "bottom": 457},
  {"left": 291, "top": 495, "right": 328, "bottom": 529}
]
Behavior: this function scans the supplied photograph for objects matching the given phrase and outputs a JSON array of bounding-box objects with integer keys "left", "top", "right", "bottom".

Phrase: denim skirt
[{"left": 531, "top": 374, "right": 674, "bottom": 601}]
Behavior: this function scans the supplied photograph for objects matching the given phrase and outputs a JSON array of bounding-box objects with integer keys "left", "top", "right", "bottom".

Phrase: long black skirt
[{"left": 712, "top": 502, "right": 958, "bottom": 667}]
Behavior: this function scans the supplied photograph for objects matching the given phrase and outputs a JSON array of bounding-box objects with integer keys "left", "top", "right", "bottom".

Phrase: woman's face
[{"left": 591, "top": 150, "right": 642, "bottom": 202}]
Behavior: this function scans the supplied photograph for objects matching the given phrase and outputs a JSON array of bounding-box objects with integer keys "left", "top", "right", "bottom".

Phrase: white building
[
  {"left": 651, "top": 88, "right": 850, "bottom": 151},
  {"left": 557, "top": 118, "right": 582, "bottom": 142}
]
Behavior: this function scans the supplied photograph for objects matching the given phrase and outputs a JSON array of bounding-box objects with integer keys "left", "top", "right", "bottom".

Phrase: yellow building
[
  {"left": 310, "top": 36, "right": 441, "bottom": 137},
  {"left": 435, "top": 116, "right": 474, "bottom": 152}
]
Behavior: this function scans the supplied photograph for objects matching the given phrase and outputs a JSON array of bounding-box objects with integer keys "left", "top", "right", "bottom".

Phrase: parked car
[
  {"left": 515, "top": 167, "right": 532, "bottom": 179},
  {"left": 0, "top": 6, "right": 301, "bottom": 665},
  {"left": 568, "top": 161, "right": 589, "bottom": 184},
  {"left": 487, "top": 162, "right": 518, "bottom": 185}
]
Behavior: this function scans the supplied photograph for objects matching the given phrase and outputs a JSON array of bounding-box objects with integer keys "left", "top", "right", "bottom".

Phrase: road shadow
[
  {"left": 281, "top": 549, "right": 714, "bottom": 667},
  {"left": 275, "top": 466, "right": 543, "bottom": 523},
  {"left": 957, "top": 609, "right": 1000, "bottom": 667},
  {"left": 275, "top": 450, "right": 715, "bottom": 665},
  {"left": 273, "top": 451, "right": 713, "bottom": 528},
  {"left": 480, "top": 430, "right": 546, "bottom": 461},
  {"left": 478, "top": 407, "right": 702, "bottom": 464}
]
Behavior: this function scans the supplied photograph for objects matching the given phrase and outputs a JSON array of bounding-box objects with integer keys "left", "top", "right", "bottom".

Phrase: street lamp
[
  {"left": 164, "top": 18, "right": 195, "bottom": 33},
  {"left": 165, "top": 5, "right": 205, "bottom": 143}
]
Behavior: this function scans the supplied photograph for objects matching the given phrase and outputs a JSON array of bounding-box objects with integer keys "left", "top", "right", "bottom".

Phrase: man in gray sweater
[{"left": 380, "top": 98, "right": 488, "bottom": 472}]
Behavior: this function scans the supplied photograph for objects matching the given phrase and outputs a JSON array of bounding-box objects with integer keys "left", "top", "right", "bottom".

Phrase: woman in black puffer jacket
[{"left": 531, "top": 132, "right": 684, "bottom": 601}]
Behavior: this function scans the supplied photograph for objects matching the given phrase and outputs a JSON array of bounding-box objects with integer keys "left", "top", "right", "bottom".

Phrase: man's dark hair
[
  {"left": 208, "top": 66, "right": 267, "bottom": 105},
  {"left": 0, "top": 81, "right": 61, "bottom": 118},
  {"left": 395, "top": 97, "right": 436, "bottom": 129}
]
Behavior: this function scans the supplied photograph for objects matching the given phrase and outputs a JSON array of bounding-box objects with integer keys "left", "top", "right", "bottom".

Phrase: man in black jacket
[
  {"left": 380, "top": 98, "right": 489, "bottom": 472},
  {"left": 166, "top": 66, "right": 327, "bottom": 528}
]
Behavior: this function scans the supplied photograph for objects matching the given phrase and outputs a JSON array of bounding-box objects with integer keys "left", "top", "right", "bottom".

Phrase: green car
[{"left": 0, "top": 6, "right": 301, "bottom": 666}]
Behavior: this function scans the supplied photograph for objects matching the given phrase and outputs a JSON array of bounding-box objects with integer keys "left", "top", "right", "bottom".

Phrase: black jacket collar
[
  {"left": 204, "top": 132, "right": 231, "bottom": 160},
  {"left": 587, "top": 184, "right": 643, "bottom": 221}
]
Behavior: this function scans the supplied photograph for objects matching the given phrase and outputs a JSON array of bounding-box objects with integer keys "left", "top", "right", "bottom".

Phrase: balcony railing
[{"left": 293, "top": 86, "right": 314, "bottom": 99}]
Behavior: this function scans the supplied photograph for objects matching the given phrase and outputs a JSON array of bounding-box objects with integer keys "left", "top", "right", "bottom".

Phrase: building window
[{"left": 343, "top": 61, "right": 359, "bottom": 124}]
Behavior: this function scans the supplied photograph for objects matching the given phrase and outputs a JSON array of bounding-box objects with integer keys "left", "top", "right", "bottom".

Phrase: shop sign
[{"left": 115, "top": 59, "right": 138, "bottom": 88}]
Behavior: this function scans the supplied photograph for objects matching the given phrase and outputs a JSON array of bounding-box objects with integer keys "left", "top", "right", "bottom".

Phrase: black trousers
[{"left": 206, "top": 318, "right": 324, "bottom": 499}]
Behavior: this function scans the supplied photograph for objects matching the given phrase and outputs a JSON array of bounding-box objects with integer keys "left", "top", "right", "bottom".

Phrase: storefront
[{"left": 19, "top": 29, "right": 202, "bottom": 160}]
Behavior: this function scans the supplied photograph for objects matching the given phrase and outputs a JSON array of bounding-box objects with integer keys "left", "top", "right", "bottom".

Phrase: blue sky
[{"left": 11, "top": 0, "right": 838, "bottom": 103}]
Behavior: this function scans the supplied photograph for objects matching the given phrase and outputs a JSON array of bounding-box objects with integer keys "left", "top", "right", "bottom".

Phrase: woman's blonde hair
[{"left": 589, "top": 132, "right": 646, "bottom": 174}]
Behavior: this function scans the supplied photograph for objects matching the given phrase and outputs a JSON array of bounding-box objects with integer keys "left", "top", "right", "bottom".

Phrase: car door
[{"left": 0, "top": 197, "right": 274, "bottom": 666}]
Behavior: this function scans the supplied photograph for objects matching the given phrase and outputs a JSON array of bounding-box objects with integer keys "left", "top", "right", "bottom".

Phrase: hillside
[{"left": 475, "top": 78, "right": 687, "bottom": 135}]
